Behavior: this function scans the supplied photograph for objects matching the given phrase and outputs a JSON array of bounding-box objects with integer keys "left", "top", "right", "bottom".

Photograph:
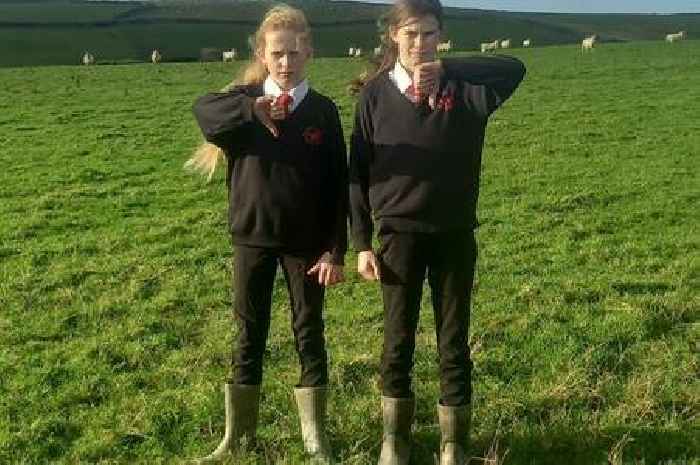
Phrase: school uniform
[
  {"left": 193, "top": 77, "right": 348, "bottom": 387},
  {"left": 350, "top": 56, "right": 526, "bottom": 405}
]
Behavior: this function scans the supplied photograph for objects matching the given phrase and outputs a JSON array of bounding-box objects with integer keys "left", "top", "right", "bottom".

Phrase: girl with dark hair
[{"left": 349, "top": 0, "right": 526, "bottom": 463}]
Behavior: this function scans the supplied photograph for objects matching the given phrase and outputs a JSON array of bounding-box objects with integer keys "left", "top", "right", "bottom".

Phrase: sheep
[{"left": 581, "top": 35, "right": 598, "bottom": 51}]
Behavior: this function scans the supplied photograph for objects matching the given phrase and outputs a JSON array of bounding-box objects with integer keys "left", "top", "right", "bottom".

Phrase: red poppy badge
[
  {"left": 303, "top": 126, "right": 323, "bottom": 145},
  {"left": 436, "top": 89, "right": 455, "bottom": 112}
]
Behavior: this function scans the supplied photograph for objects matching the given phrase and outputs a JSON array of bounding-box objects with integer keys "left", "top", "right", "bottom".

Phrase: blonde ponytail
[{"left": 186, "top": 4, "right": 311, "bottom": 180}]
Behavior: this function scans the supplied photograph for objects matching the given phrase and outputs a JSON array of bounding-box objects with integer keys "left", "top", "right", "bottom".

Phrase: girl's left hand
[{"left": 307, "top": 256, "right": 344, "bottom": 287}]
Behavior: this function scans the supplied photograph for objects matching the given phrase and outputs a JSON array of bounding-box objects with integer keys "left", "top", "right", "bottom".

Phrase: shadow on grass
[
  {"left": 305, "top": 424, "right": 699, "bottom": 464},
  {"left": 459, "top": 427, "right": 698, "bottom": 465}
]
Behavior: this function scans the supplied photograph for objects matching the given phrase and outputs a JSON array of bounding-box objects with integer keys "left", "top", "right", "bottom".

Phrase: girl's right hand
[
  {"left": 271, "top": 94, "right": 292, "bottom": 120},
  {"left": 253, "top": 95, "right": 279, "bottom": 138},
  {"left": 414, "top": 61, "right": 442, "bottom": 109},
  {"left": 357, "top": 250, "right": 381, "bottom": 281}
]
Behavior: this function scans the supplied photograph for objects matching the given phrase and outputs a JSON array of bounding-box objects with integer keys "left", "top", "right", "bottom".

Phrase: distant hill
[{"left": 0, "top": 0, "right": 698, "bottom": 66}]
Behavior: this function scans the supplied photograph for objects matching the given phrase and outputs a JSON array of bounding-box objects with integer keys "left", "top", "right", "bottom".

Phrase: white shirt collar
[
  {"left": 388, "top": 60, "right": 413, "bottom": 94},
  {"left": 263, "top": 77, "right": 309, "bottom": 112}
]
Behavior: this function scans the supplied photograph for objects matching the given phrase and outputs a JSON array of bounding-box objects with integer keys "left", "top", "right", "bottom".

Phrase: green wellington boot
[
  {"left": 377, "top": 396, "right": 415, "bottom": 465},
  {"left": 193, "top": 383, "right": 260, "bottom": 464},
  {"left": 294, "top": 386, "right": 333, "bottom": 464},
  {"left": 437, "top": 403, "right": 471, "bottom": 465}
]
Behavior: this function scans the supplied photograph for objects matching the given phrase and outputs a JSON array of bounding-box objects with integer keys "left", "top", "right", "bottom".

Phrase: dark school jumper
[
  {"left": 349, "top": 56, "right": 526, "bottom": 405},
  {"left": 193, "top": 84, "right": 348, "bottom": 387}
]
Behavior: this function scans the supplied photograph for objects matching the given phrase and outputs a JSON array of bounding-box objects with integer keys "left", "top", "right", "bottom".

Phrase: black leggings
[
  {"left": 231, "top": 246, "right": 328, "bottom": 387},
  {"left": 378, "top": 231, "right": 477, "bottom": 406}
]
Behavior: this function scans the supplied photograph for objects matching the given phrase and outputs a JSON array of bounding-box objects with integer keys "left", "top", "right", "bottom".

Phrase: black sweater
[
  {"left": 193, "top": 84, "right": 348, "bottom": 264},
  {"left": 349, "top": 56, "right": 526, "bottom": 251}
]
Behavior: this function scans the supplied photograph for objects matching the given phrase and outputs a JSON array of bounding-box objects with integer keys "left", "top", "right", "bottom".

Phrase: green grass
[{"left": 0, "top": 41, "right": 698, "bottom": 464}]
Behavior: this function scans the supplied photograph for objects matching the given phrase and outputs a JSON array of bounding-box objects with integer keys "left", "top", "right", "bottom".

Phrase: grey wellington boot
[
  {"left": 294, "top": 386, "right": 334, "bottom": 464},
  {"left": 377, "top": 396, "right": 415, "bottom": 465},
  {"left": 194, "top": 383, "right": 261, "bottom": 464},
  {"left": 437, "top": 403, "right": 471, "bottom": 465}
]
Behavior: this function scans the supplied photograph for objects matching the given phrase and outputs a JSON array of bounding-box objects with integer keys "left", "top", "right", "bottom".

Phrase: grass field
[{"left": 0, "top": 41, "right": 698, "bottom": 464}]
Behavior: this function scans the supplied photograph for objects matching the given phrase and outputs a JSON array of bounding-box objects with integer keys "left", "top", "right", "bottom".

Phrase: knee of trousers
[
  {"left": 233, "top": 361, "right": 264, "bottom": 384},
  {"left": 294, "top": 331, "right": 327, "bottom": 355},
  {"left": 297, "top": 345, "right": 328, "bottom": 364},
  {"left": 381, "top": 352, "right": 414, "bottom": 381},
  {"left": 438, "top": 346, "right": 470, "bottom": 366},
  {"left": 235, "top": 337, "right": 268, "bottom": 360},
  {"left": 383, "top": 337, "right": 416, "bottom": 362}
]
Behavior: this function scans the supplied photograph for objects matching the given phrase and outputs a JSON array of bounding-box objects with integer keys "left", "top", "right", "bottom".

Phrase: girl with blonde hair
[{"left": 190, "top": 5, "right": 347, "bottom": 463}]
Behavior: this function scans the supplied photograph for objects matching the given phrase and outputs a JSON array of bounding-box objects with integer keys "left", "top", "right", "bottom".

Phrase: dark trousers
[
  {"left": 378, "top": 231, "right": 477, "bottom": 406},
  {"left": 231, "top": 245, "right": 328, "bottom": 387}
]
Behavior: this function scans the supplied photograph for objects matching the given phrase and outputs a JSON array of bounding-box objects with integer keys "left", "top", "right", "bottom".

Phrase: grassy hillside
[
  {"left": 515, "top": 12, "right": 700, "bottom": 42},
  {"left": 1, "top": 40, "right": 698, "bottom": 464},
  {"left": 0, "top": 2, "right": 137, "bottom": 22},
  {"left": 0, "top": 0, "right": 699, "bottom": 66}
]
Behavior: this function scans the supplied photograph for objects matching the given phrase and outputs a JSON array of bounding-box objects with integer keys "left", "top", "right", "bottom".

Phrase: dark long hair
[{"left": 349, "top": 0, "right": 443, "bottom": 94}]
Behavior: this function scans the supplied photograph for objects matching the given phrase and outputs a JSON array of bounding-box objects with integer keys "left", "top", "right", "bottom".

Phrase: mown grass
[{"left": 0, "top": 41, "right": 698, "bottom": 464}]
